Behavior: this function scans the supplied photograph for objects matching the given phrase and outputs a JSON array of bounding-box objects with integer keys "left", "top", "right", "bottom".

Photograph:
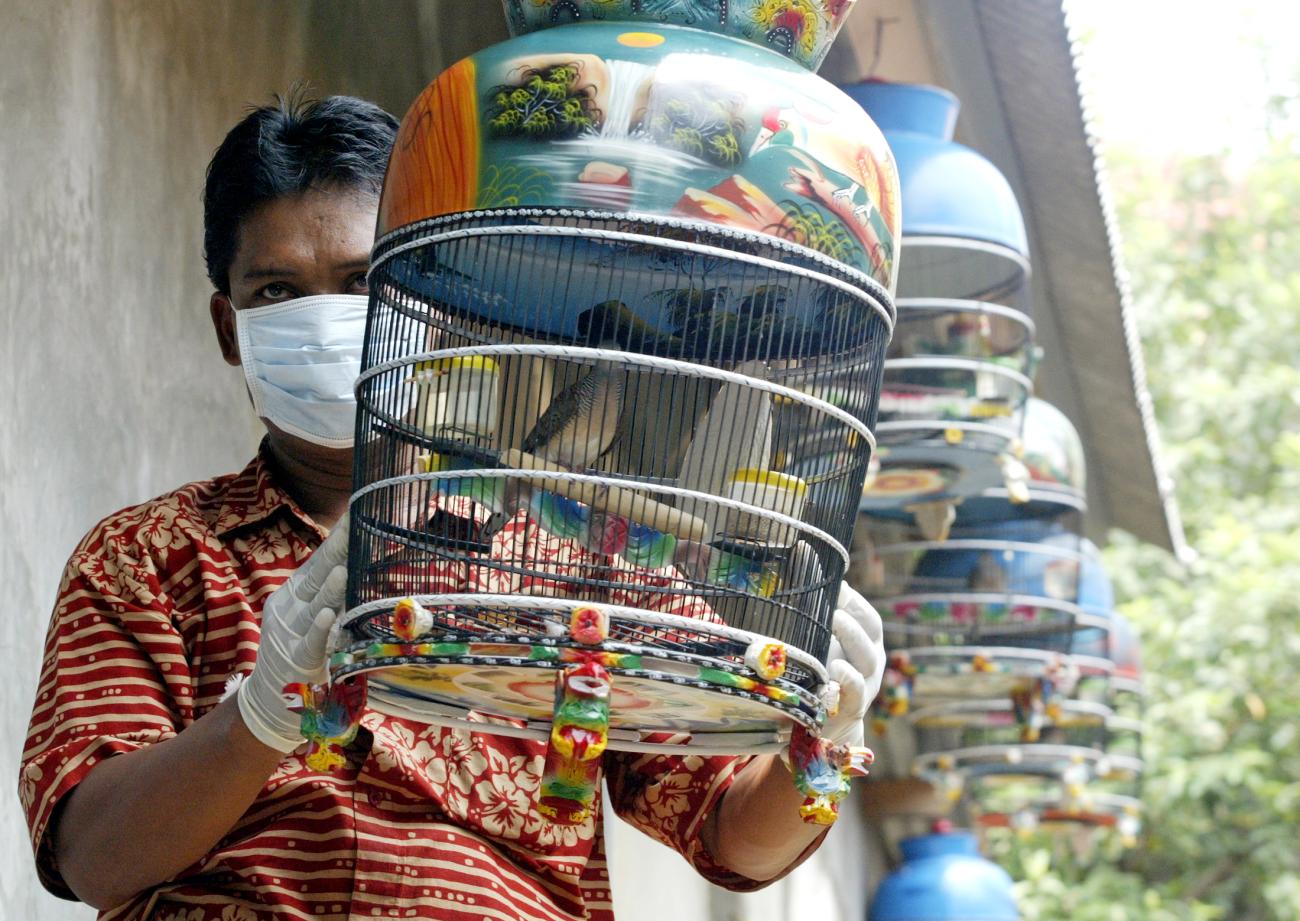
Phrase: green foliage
[
  {"left": 486, "top": 64, "right": 599, "bottom": 140},
  {"left": 646, "top": 90, "right": 746, "bottom": 167},
  {"left": 1002, "top": 131, "right": 1300, "bottom": 920},
  {"left": 774, "top": 200, "right": 856, "bottom": 263},
  {"left": 478, "top": 164, "right": 553, "bottom": 208}
]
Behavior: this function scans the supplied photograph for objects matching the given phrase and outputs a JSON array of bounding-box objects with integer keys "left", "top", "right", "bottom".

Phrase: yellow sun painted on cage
[{"left": 618, "top": 31, "right": 666, "bottom": 47}]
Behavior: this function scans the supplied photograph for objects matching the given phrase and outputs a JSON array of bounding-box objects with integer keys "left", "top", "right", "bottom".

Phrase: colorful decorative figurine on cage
[
  {"left": 869, "top": 649, "right": 917, "bottom": 734},
  {"left": 297, "top": 0, "right": 899, "bottom": 827},
  {"left": 788, "top": 723, "right": 875, "bottom": 824},
  {"left": 539, "top": 655, "right": 613, "bottom": 824},
  {"left": 283, "top": 679, "right": 370, "bottom": 772}
]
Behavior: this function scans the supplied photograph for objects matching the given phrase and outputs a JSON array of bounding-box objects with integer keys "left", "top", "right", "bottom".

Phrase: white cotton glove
[
  {"left": 822, "top": 582, "right": 887, "bottom": 748},
  {"left": 237, "top": 514, "right": 350, "bottom": 753}
]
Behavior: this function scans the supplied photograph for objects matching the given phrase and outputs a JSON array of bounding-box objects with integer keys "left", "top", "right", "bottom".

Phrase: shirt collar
[{"left": 214, "top": 440, "right": 327, "bottom": 539}]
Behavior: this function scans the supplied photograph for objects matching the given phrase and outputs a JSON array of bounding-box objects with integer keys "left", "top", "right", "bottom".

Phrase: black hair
[{"left": 203, "top": 91, "right": 399, "bottom": 294}]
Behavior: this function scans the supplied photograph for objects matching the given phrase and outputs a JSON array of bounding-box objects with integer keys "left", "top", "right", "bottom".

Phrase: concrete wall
[
  {"left": 1, "top": 3, "right": 880, "bottom": 917},
  {"left": 0, "top": 2, "right": 502, "bottom": 916}
]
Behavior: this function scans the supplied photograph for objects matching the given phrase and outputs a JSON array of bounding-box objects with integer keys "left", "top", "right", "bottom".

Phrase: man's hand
[
  {"left": 237, "top": 515, "right": 349, "bottom": 753},
  {"left": 700, "top": 582, "right": 886, "bottom": 881},
  {"left": 822, "top": 582, "right": 887, "bottom": 749}
]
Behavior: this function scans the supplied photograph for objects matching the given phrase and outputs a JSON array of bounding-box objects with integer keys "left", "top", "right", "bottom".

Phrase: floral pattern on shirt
[{"left": 20, "top": 447, "right": 763, "bottom": 921}]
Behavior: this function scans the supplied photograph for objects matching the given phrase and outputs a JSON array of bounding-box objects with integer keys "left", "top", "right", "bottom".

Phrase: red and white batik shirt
[{"left": 20, "top": 446, "right": 786, "bottom": 921}]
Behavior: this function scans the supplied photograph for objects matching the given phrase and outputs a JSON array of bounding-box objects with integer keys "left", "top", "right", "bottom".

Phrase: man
[{"left": 20, "top": 94, "right": 884, "bottom": 921}]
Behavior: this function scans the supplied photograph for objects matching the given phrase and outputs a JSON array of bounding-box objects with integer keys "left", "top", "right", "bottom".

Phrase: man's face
[
  {"left": 214, "top": 184, "right": 377, "bottom": 323},
  {"left": 210, "top": 184, "right": 378, "bottom": 461}
]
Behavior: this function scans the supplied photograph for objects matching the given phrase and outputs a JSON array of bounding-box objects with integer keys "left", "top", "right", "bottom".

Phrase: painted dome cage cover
[
  {"left": 842, "top": 80, "right": 1032, "bottom": 312},
  {"left": 376, "top": 21, "right": 902, "bottom": 292},
  {"left": 504, "top": 0, "right": 861, "bottom": 73}
]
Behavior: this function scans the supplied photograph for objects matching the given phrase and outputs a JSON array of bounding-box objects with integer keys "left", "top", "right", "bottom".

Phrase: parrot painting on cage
[
  {"left": 283, "top": 678, "right": 368, "bottom": 772},
  {"left": 522, "top": 349, "right": 626, "bottom": 470}
]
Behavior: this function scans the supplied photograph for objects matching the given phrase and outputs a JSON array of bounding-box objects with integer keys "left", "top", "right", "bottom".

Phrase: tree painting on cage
[
  {"left": 486, "top": 62, "right": 602, "bottom": 139},
  {"left": 644, "top": 84, "right": 746, "bottom": 166}
]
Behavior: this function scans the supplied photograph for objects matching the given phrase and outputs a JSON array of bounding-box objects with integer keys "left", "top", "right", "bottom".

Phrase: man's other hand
[
  {"left": 822, "top": 582, "right": 887, "bottom": 749},
  {"left": 237, "top": 515, "right": 349, "bottom": 752}
]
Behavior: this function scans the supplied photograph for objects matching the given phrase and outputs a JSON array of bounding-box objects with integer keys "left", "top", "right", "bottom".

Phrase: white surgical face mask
[{"left": 235, "top": 294, "right": 370, "bottom": 449}]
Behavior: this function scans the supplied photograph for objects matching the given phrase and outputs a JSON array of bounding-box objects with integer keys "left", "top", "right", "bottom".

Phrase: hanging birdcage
[
  {"left": 912, "top": 742, "right": 1108, "bottom": 810},
  {"left": 966, "top": 716, "right": 1142, "bottom": 843},
  {"left": 840, "top": 81, "right": 1036, "bottom": 522},
  {"left": 854, "top": 515, "right": 1091, "bottom": 655},
  {"left": 910, "top": 699, "right": 1111, "bottom": 753},
  {"left": 962, "top": 732, "right": 1140, "bottom": 843},
  {"left": 971, "top": 784, "right": 1142, "bottom": 846},
  {"left": 851, "top": 397, "right": 1094, "bottom": 681},
  {"left": 318, "top": 1, "right": 898, "bottom": 826},
  {"left": 840, "top": 82, "right": 1030, "bottom": 309}
]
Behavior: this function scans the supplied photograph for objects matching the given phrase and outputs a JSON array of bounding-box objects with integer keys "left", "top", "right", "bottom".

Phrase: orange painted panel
[{"left": 378, "top": 57, "right": 480, "bottom": 236}]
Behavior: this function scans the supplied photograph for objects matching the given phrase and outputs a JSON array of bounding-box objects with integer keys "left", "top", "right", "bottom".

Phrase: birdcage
[
  {"left": 963, "top": 766, "right": 1063, "bottom": 832},
  {"left": 318, "top": 5, "right": 898, "bottom": 825},
  {"left": 968, "top": 715, "right": 1142, "bottom": 841},
  {"left": 853, "top": 514, "right": 1091, "bottom": 656},
  {"left": 964, "top": 734, "right": 1141, "bottom": 843},
  {"left": 1035, "top": 791, "right": 1143, "bottom": 845},
  {"left": 910, "top": 699, "right": 1112, "bottom": 753},
  {"left": 881, "top": 645, "right": 1082, "bottom": 706},
  {"left": 971, "top": 784, "right": 1142, "bottom": 844},
  {"left": 888, "top": 299, "right": 1038, "bottom": 375},
  {"left": 840, "top": 81, "right": 1036, "bottom": 526},
  {"left": 912, "top": 743, "right": 1108, "bottom": 809},
  {"left": 876, "top": 302, "right": 1035, "bottom": 447}
]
